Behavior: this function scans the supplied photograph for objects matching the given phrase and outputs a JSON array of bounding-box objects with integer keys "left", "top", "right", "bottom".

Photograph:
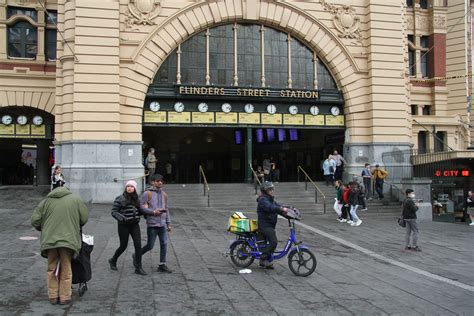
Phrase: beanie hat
[{"left": 125, "top": 180, "right": 138, "bottom": 192}]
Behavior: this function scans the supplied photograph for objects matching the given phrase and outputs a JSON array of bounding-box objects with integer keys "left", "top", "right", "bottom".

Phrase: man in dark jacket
[
  {"left": 31, "top": 187, "right": 89, "bottom": 305},
  {"left": 257, "top": 182, "right": 288, "bottom": 268},
  {"left": 402, "top": 189, "right": 421, "bottom": 251}
]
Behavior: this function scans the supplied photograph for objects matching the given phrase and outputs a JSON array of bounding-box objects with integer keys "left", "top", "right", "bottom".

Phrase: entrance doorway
[{"left": 143, "top": 126, "right": 344, "bottom": 183}]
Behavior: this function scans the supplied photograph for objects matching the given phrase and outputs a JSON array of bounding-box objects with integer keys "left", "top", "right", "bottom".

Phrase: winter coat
[
  {"left": 111, "top": 194, "right": 141, "bottom": 225},
  {"left": 322, "top": 159, "right": 336, "bottom": 176},
  {"left": 139, "top": 187, "right": 170, "bottom": 227},
  {"left": 257, "top": 192, "right": 283, "bottom": 229},
  {"left": 31, "top": 187, "right": 89, "bottom": 258},
  {"left": 402, "top": 197, "right": 418, "bottom": 219},
  {"left": 349, "top": 187, "right": 360, "bottom": 206},
  {"left": 147, "top": 153, "right": 157, "bottom": 169}
]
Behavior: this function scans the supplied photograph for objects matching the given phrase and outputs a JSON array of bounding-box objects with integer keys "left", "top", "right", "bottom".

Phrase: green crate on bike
[{"left": 227, "top": 212, "right": 257, "bottom": 233}]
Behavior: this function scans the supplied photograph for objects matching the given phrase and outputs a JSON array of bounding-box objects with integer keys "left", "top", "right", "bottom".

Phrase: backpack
[{"left": 144, "top": 156, "right": 149, "bottom": 166}]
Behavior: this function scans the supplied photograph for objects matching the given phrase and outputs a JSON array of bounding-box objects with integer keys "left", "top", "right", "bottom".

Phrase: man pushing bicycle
[{"left": 257, "top": 182, "right": 289, "bottom": 269}]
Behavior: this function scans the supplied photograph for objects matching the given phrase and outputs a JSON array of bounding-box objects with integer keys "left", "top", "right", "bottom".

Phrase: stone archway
[{"left": 121, "top": 0, "right": 363, "bottom": 140}]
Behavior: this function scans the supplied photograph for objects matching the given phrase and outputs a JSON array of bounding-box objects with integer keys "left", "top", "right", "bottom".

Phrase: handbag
[{"left": 397, "top": 216, "right": 406, "bottom": 227}]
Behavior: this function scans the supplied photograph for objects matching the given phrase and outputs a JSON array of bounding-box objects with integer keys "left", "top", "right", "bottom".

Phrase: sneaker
[
  {"left": 259, "top": 259, "right": 274, "bottom": 269},
  {"left": 337, "top": 217, "right": 344, "bottom": 222},
  {"left": 361, "top": 208, "right": 368, "bottom": 211},
  {"left": 341, "top": 219, "right": 347, "bottom": 223},
  {"left": 59, "top": 299, "right": 71, "bottom": 305},
  {"left": 49, "top": 298, "right": 59, "bottom": 305},
  {"left": 347, "top": 220, "right": 354, "bottom": 225},
  {"left": 469, "top": 222, "right": 474, "bottom": 226},
  {"left": 412, "top": 246, "right": 422, "bottom": 252},
  {"left": 135, "top": 267, "right": 147, "bottom": 275},
  {"left": 108, "top": 258, "right": 117, "bottom": 271},
  {"left": 157, "top": 264, "right": 173, "bottom": 273},
  {"left": 351, "top": 220, "right": 362, "bottom": 226},
  {"left": 404, "top": 246, "right": 412, "bottom": 251}
]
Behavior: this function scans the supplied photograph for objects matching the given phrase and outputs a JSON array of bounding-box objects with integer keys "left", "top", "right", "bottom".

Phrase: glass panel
[
  {"left": 418, "top": 132, "right": 427, "bottom": 154},
  {"left": 7, "top": 6, "right": 38, "bottom": 21},
  {"left": 421, "top": 53, "right": 428, "bottom": 77},
  {"left": 45, "top": 29, "right": 57, "bottom": 61},
  {"left": 291, "top": 37, "right": 313, "bottom": 89},
  {"left": 46, "top": 11, "right": 58, "bottom": 24},
  {"left": 181, "top": 32, "right": 206, "bottom": 85},
  {"left": 434, "top": 132, "right": 445, "bottom": 152},
  {"left": 7, "top": 22, "right": 37, "bottom": 58},
  {"left": 420, "top": 36, "right": 429, "bottom": 49},
  {"left": 237, "top": 24, "right": 261, "bottom": 87},
  {"left": 317, "top": 60, "right": 337, "bottom": 89},
  {"left": 154, "top": 49, "right": 177, "bottom": 84},
  {"left": 210, "top": 24, "right": 234, "bottom": 86},
  {"left": 408, "top": 49, "right": 416, "bottom": 76},
  {"left": 264, "top": 28, "right": 288, "bottom": 88}
]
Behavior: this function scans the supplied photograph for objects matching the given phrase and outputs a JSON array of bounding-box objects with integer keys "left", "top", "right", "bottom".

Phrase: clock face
[
  {"left": 221, "top": 103, "right": 232, "bottom": 113},
  {"left": 149, "top": 101, "right": 160, "bottom": 112},
  {"left": 244, "top": 103, "right": 254, "bottom": 114},
  {"left": 330, "top": 106, "right": 340, "bottom": 116},
  {"left": 288, "top": 105, "right": 298, "bottom": 115},
  {"left": 198, "top": 102, "right": 208, "bottom": 113},
  {"left": 309, "top": 105, "right": 319, "bottom": 116},
  {"left": 32, "top": 115, "right": 43, "bottom": 126},
  {"left": 1, "top": 115, "right": 13, "bottom": 125},
  {"left": 174, "top": 102, "right": 185, "bottom": 113},
  {"left": 17, "top": 115, "right": 28, "bottom": 125},
  {"left": 267, "top": 104, "right": 277, "bottom": 114}
]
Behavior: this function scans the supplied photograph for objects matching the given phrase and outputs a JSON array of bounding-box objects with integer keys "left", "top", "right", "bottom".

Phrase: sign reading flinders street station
[{"left": 144, "top": 85, "right": 344, "bottom": 127}]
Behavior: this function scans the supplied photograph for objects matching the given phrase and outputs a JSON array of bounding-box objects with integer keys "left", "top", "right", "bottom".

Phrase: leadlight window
[
  {"left": 154, "top": 49, "right": 177, "bottom": 84},
  {"left": 209, "top": 25, "right": 234, "bottom": 85},
  {"left": 237, "top": 25, "right": 261, "bottom": 87},
  {"left": 180, "top": 33, "right": 206, "bottom": 85},
  {"left": 45, "top": 29, "right": 57, "bottom": 61},
  {"left": 407, "top": 35, "right": 416, "bottom": 77},
  {"left": 8, "top": 21, "right": 37, "bottom": 58},
  {"left": 420, "top": 36, "right": 429, "bottom": 78},
  {"left": 264, "top": 28, "right": 288, "bottom": 88},
  {"left": 7, "top": 6, "right": 37, "bottom": 21},
  {"left": 291, "top": 38, "right": 313, "bottom": 89}
]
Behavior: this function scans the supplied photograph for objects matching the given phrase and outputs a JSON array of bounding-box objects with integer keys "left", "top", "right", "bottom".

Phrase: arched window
[
  {"left": 153, "top": 23, "right": 337, "bottom": 90},
  {"left": 8, "top": 21, "right": 37, "bottom": 59}
]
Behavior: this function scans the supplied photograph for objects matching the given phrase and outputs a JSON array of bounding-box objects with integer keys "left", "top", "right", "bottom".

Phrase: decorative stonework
[
  {"left": 432, "top": 15, "right": 446, "bottom": 28},
  {"left": 126, "top": 0, "right": 161, "bottom": 26},
  {"left": 320, "top": 0, "right": 361, "bottom": 41}
]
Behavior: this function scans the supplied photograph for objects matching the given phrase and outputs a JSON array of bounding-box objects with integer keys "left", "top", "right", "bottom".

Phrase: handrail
[
  {"left": 297, "top": 165, "right": 326, "bottom": 213},
  {"left": 345, "top": 171, "right": 404, "bottom": 203},
  {"left": 198, "top": 165, "right": 211, "bottom": 207},
  {"left": 249, "top": 163, "right": 262, "bottom": 195},
  {"left": 113, "top": 171, "right": 149, "bottom": 193}
]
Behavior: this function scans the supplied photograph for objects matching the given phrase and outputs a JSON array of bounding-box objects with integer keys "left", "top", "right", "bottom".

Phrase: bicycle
[{"left": 228, "top": 209, "right": 317, "bottom": 277}]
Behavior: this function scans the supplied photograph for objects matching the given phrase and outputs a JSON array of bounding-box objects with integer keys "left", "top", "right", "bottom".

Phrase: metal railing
[
  {"left": 249, "top": 163, "right": 262, "bottom": 195},
  {"left": 113, "top": 171, "right": 149, "bottom": 193},
  {"left": 297, "top": 165, "right": 326, "bottom": 213},
  {"left": 198, "top": 165, "right": 210, "bottom": 207}
]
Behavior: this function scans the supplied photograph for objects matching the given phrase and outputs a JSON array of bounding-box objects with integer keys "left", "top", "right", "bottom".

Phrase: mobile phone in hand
[{"left": 161, "top": 210, "right": 167, "bottom": 213}]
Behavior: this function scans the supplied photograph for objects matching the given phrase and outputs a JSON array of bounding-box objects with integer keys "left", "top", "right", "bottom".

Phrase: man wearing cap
[
  {"left": 373, "top": 164, "right": 388, "bottom": 199},
  {"left": 137, "top": 173, "right": 172, "bottom": 273}
]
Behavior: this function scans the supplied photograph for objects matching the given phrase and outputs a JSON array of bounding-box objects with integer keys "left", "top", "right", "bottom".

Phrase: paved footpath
[{"left": 0, "top": 187, "right": 473, "bottom": 315}]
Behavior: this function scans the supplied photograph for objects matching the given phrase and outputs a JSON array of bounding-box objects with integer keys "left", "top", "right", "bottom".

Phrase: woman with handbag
[{"left": 108, "top": 180, "right": 148, "bottom": 275}]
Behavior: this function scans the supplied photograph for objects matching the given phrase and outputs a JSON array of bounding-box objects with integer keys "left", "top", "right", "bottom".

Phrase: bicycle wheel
[
  {"left": 230, "top": 240, "right": 255, "bottom": 268},
  {"left": 287, "top": 248, "right": 317, "bottom": 277}
]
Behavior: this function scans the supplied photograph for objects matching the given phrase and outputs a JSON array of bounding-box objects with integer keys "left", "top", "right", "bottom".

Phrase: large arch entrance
[{"left": 142, "top": 23, "right": 345, "bottom": 183}]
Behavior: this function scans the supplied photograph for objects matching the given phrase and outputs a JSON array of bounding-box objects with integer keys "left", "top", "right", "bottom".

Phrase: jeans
[
  {"left": 112, "top": 223, "right": 142, "bottom": 266},
  {"left": 141, "top": 226, "right": 168, "bottom": 264},
  {"left": 259, "top": 226, "right": 278, "bottom": 261},
  {"left": 375, "top": 179, "right": 384, "bottom": 198},
  {"left": 350, "top": 205, "right": 360, "bottom": 222},
  {"left": 363, "top": 178, "right": 371, "bottom": 198},
  {"left": 47, "top": 248, "right": 73, "bottom": 301},
  {"left": 405, "top": 219, "right": 419, "bottom": 247},
  {"left": 333, "top": 200, "right": 342, "bottom": 217}
]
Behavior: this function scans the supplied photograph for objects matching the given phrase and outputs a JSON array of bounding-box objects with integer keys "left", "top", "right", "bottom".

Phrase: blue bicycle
[{"left": 229, "top": 209, "right": 317, "bottom": 277}]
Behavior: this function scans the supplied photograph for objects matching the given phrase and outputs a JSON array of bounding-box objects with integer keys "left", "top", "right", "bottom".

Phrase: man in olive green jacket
[{"left": 31, "top": 186, "right": 89, "bottom": 305}]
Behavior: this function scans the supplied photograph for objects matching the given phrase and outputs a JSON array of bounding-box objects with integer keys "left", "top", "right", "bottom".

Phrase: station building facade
[{"left": 0, "top": 0, "right": 472, "bottom": 202}]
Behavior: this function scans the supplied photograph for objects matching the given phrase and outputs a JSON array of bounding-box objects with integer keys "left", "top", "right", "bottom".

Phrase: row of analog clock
[
  {"left": 150, "top": 101, "right": 341, "bottom": 116},
  {"left": 1, "top": 115, "right": 44, "bottom": 126}
]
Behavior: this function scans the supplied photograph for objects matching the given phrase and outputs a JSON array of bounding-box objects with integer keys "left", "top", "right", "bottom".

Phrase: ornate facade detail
[
  {"left": 127, "top": 0, "right": 161, "bottom": 26},
  {"left": 432, "top": 15, "right": 447, "bottom": 28},
  {"left": 320, "top": 0, "right": 361, "bottom": 42}
]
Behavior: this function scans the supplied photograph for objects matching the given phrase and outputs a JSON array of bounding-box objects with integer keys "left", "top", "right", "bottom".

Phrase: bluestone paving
[{"left": 0, "top": 186, "right": 473, "bottom": 315}]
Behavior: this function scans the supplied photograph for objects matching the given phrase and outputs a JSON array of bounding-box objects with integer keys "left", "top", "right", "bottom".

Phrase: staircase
[{"left": 162, "top": 182, "right": 402, "bottom": 215}]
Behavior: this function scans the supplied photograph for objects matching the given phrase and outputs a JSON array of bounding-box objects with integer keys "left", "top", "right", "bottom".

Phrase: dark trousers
[
  {"left": 259, "top": 226, "right": 278, "bottom": 261},
  {"left": 375, "top": 179, "right": 384, "bottom": 198},
  {"left": 141, "top": 226, "right": 168, "bottom": 264},
  {"left": 341, "top": 205, "right": 352, "bottom": 221},
  {"left": 363, "top": 178, "right": 372, "bottom": 198},
  {"left": 325, "top": 174, "right": 334, "bottom": 186},
  {"left": 112, "top": 223, "right": 142, "bottom": 266},
  {"left": 335, "top": 166, "right": 343, "bottom": 180}
]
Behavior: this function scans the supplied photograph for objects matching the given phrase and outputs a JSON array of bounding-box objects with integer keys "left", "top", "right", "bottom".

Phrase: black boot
[
  {"left": 135, "top": 266, "right": 147, "bottom": 275},
  {"left": 108, "top": 258, "right": 118, "bottom": 271}
]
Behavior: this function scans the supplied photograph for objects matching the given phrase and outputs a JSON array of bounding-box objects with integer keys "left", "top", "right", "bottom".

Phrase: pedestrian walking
[
  {"left": 402, "top": 189, "right": 421, "bottom": 251},
  {"left": 334, "top": 180, "right": 343, "bottom": 221},
  {"left": 254, "top": 165, "right": 265, "bottom": 189},
  {"left": 262, "top": 157, "right": 271, "bottom": 181},
  {"left": 31, "top": 186, "right": 89, "bottom": 305},
  {"left": 108, "top": 180, "right": 149, "bottom": 275},
  {"left": 352, "top": 177, "right": 367, "bottom": 211},
  {"left": 138, "top": 174, "right": 173, "bottom": 273},
  {"left": 466, "top": 190, "right": 474, "bottom": 226},
  {"left": 373, "top": 164, "right": 388, "bottom": 199},
  {"left": 349, "top": 182, "right": 362, "bottom": 226},
  {"left": 146, "top": 148, "right": 157, "bottom": 183},
  {"left": 341, "top": 183, "right": 352, "bottom": 224},
  {"left": 332, "top": 150, "right": 345, "bottom": 180},
  {"left": 322, "top": 155, "right": 336, "bottom": 186},
  {"left": 51, "top": 165, "right": 66, "bottom": 190},
  {"left": 361, "top": 163, "right": 372, "bottom": 200}
]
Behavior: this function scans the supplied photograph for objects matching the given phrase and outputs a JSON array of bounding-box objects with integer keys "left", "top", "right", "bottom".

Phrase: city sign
[{"left": 434, "top": 169, "right": 470, "bottom": 177}]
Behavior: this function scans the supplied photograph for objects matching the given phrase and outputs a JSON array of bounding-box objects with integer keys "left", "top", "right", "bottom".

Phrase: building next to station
[{"left": 0, "top": 0, "right": 473, "bottom": 204}]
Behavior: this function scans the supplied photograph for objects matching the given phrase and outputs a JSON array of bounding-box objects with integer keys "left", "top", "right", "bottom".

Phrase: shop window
[
  {"left": 7, "top": 6, "right": 37, "bottom": 21},
  {"left": 411, "top": 104, "right": 418, "bottom": 115},
  {"left": 434, "top": 131, "right": 446, "bottom": 152},
  {"left": 417, "top": 131, "right": 428, "bottom": 154},
  {"left": 422, "top": 105, "right": 431, "bottom": 115},
  {"left": 7, "top": 21, "right": 37, "bottom": 59}
]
